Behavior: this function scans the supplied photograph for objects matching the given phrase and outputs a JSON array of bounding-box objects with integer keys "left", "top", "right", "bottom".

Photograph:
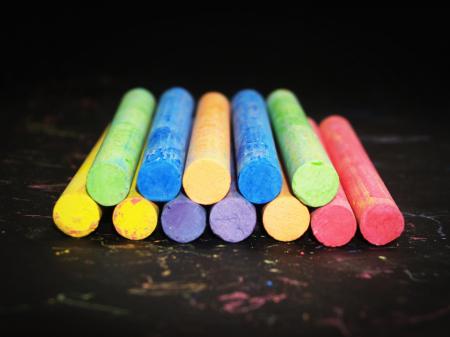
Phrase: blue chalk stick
[
  {"left": 137, "top": 87, "right": 194, "bottom": 201},
  {"left": 232, "top": 89, "right": 282, "bottom": 204}
]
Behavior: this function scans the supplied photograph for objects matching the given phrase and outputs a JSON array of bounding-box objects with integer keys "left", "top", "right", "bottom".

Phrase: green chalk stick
[
  {"left": 87, "top": 88, "right": 155, "bottom": 206},
  {"left": 267, "top": 89, "right": 339, "bottom": 207}
]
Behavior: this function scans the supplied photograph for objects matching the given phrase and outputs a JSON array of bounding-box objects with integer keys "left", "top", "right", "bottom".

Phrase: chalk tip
[
  {"left": 360, "top": 203, "right": 405, "bottom": 246},
  {"left": 238, "top": 159, "right": 282, "bottom": 204},
  {"left": 201, "top": 91, "right": 228, "bottom": 102},
  {"left": 183, "top": 159, "right": 231, "bottom": 205},
  {"left": 53, "top": 193, "right": 102, "bottom": 238},
  {"left": 266, "top": 89, "right": 297, "bottom": 105},
  {"left": 263, "top": 196, "right": 310, "bottom": 242},
  {"left": 137, "top": 161, "right": 181, "bottom": 202},
  {"left": 210, "top": 195, "right": 257, "bottom": 243},
  {"left": 113, "top": 197, "right": 159, "bottom": 240},
  {"left": 292, "top": 161, "right": 339, "bottom": 207},
  {"left": 311, "top": 205, "right": 357, "bottom": 247},
  {"left": 320, "top": 115, "right": 351, "bottom": 128},
  {"left": 232, "top": 89, "right": 263, "bottom": 103},
  {"left": 87, "top": 163, "right": 130, "bottom": 206},
  {"left": 164, "top": 86, "right": 193, "bottom": 100},
  {"left": 161, "top": 196, "right": 206, "bottom": 243}
]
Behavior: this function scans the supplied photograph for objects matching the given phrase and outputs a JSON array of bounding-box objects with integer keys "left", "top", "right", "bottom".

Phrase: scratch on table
[
  {"left": 128, "top": 276, "right": 207, "bottom": 296},
  {"left": 47, "top": 293, "right": 129, "bottom": 316},
  {"left": 403, "top": 211, "right": 447, "bottom": 239},
  {"left": 361, "top": 135, "right": 430, "bottom": 144},
  {"left": 22, "top": 214, "right": 52, "bottom": 219},
  {"left": 28, "top": 183, "right": 67, "bottom": 193},
  {"left": 404, "top": 269, "right": 426, "bottom": 283}
]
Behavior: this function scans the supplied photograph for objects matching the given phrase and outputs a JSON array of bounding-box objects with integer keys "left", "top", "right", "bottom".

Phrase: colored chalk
[
  {"left": 209, "top": 151, "right": 257, "bottom": 243},
  {"left": 308, "top": 118, "right": 357, "bottom": 247},
  {"left": 320, "top": 115, "right": 405, "bottom": 246},
  {"left": 232, "top": 89, "right": 282, "bottom": 204},
  {"left": 262, "top": 165, "right": 310, "bottom": 242},
  {"left": 87, "top": 88, "right": 155, "bottom": 206},
  {"left": 112, "top": 149, "right": 159, "bottom": 241},
  {"left": 53, "top": 130, "right": 106, "bottom": 238},
  {"left": 183, "top": 92, "right": 231, "bottom": 205},
  {"left": 267, "top": 89, "right": 339, "bottom": 207},
  {"left": 161, "top": 193, "right": 207, "bottom": 243},
  {"left": 137, "top": 87, "right": 194, "bottom": 202}
]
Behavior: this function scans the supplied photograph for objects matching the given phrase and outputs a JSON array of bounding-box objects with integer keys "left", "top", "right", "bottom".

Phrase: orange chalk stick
[
  {"left": 263, "top": 166, "right": 310, "bottom": 242},
  {"left": 183, "top": 92, "right": 231, "bottom": 205}
]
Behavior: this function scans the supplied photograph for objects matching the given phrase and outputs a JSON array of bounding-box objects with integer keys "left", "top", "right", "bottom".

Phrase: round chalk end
[
  {"left": 292, "top": 161, "right": 339, "bottom": 207},
  {"left": 210, "top": 196, "right": 257, "bottom": 243},
  {"left": 87, "top": 163, "right": 130, "bottom": 206},
  {"left": 121, "top": 88, "right": 155, "bottom": 113},
  {"left": 360, "top": 203, "right": 405, "bottom": 246},
  {"left": 53, "top": 193, "right": 102, "bottom": 238},
  {"left": 238, "top": 160, "right": 282, "bottom": 204},
  {"left": 267, "top": 89, "right": 297, "bottom": 108},
  {"left": 113, "top": 197, "right": 158, "bottom": 240},
  {"left": 263, "top": 196, "right": 310, "bottom": 242},
  {"left": 161, "top": 197, "right": 206, "bottom": 243},
  {"left": 311, "top": 205, "right": 357, "bottom": 247},
  {"left": 137, "top": 161, "right": 181, "bottom": 202},
  {"left": 183, "top": 159, "right": 231, "bottom": 205}
]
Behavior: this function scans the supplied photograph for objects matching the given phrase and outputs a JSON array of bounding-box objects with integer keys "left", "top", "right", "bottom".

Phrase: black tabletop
[{"left": 1, "top": 9, "right": 449, "bottom": 337}]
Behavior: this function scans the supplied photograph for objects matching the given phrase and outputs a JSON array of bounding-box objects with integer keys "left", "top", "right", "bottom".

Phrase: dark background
[{"left": 1, "top": 8, "right": 449, "bottom": 337}]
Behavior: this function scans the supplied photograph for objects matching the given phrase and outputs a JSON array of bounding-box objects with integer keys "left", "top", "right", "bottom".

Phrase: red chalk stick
[
  {"left": 308, "top": 118, "right": 357, "bottom": 247},
  {"left": 320, "top": 115, "right": 404, "bottom": 245}
]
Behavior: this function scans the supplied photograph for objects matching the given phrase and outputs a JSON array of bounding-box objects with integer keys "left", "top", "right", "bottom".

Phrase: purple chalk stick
[
  {"left": 209, "top": 152, "right": 256, "bottom": 242},
  {"left": 161, "top": 193, "right": 206, "bottom": 243}
]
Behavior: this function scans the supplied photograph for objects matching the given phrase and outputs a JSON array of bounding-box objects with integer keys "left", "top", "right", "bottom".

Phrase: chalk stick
[
  {"left": 161, "top": 193, "right": 206, "bottom": 243},
  {"left": 262, "top": 165, "right": 310, "bottom": 242},
  {"left": 209, "top": 151, "right": 256, "bottom": 243},
  {"left": 308, "top": 118, "right": 357, "bottom": 247},
  {"left": 267, "top": 89, "right": 339, "bottom": 207},
  {"left": 183, "top": 92, "right": 231, "bottom": 205},
  {"left": 112, "top": 148, "right": 159, "bottom": 240},
  {"left": 320, "top": 115, "right": 404, "bottom": 245},
  {"left": 53, "top": 130, "right": 106, "bottom": 238},
  {"left": 232, "top": 89, "right": 282, "bottom": 204},
  {"left": 87, "top": 88, "right": 155, "bottom": 206},
  {"left": 137, "top": 87, "right": 194, "bottom": 202}
]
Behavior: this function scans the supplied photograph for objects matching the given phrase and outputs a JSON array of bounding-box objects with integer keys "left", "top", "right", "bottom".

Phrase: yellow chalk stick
[
  {"left": 113, "top": 150, "right": 159, "bottom": 240},
  {"left": 53, "top": 130, "right": 107, "bottom": 238},
  {"left": 183, "top": 92, "right": 231, "bottom": 205},
  {"left": 263, "top": 166, "right": 310, "bottom": 241}
]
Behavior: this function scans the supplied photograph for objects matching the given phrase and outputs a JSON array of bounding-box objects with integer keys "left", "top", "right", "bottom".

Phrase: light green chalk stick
[
  {"left": 267, "top": 89, "right": 339, "bottom": 207},
  {"left": 87, "top": 88, "right": 155, "bottom": 206}
]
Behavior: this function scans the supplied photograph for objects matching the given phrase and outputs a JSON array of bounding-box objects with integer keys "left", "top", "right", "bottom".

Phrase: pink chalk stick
[
  {"left": 320, "top": 115, "right": 404, "bottom": 246},
  {"left": 308, "top": 118, "right": 357, "bottom": 247}
]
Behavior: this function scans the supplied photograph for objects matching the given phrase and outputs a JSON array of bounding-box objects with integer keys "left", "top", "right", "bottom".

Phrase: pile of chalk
[{"left": 53, "top": 88, "right": 404, "bottom": 247}]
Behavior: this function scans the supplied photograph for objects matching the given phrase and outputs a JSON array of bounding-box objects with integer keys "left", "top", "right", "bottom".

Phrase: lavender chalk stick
[
  {"left": 209, "top": 152, "right": 256, "bottom": 243},
  {"left": 232, "top": 89, "right": 282, "bottom": 204},
  {"left": 161, "top": 193, "right": 206, "bottom": 243},
  {"left": 137, "top": 87, "right": 194, "bottom": 202}
]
